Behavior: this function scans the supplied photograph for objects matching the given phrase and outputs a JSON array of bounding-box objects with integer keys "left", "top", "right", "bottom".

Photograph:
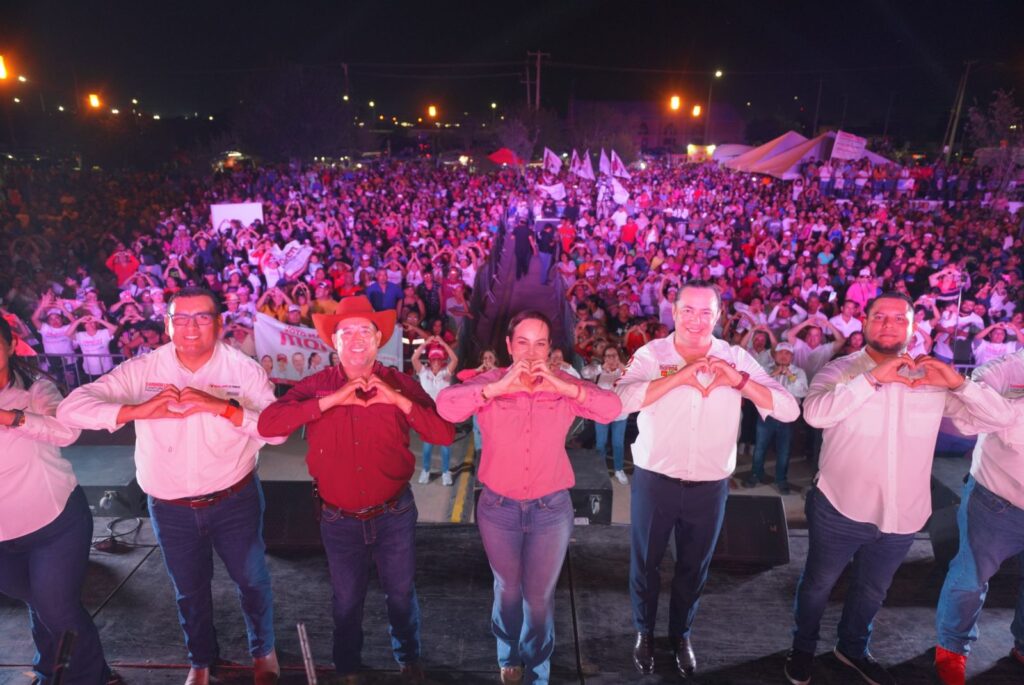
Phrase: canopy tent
[
  {"left": 711, "top": 144, "right": 754, "bottom": 163},
  {"left": 724, "top": 131, "right": 808, "bottom": 172},
  {"left": 743, "top": 131, "right": 895, "bottom": 180},
  {"left": 487, "top": 147, "right": 523, "bottom": 166}
]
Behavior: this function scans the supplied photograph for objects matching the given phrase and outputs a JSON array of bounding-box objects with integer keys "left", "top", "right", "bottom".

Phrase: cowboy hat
[{"left": 312, "top": 295, "right": 396, "bottom": 347}]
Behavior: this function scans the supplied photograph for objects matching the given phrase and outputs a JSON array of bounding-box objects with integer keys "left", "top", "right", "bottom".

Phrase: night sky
[{"left": 3, "top": 1, "right": 1023, "bottom": 139}]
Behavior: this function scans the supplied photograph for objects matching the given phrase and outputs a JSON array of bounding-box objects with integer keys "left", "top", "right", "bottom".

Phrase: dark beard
[{"left": 866, "top": 339, "right": 906, "bottom": 355}]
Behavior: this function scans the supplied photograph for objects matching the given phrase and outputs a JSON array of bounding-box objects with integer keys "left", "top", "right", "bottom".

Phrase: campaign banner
[
  {"left": 211, "top": 202, "right": 264, "bottom": 232},
  {"left": 254, "top": 313, "right": 401, "bottom": 385},
  {"left": 830, "top": 131, "right": 867, "bottom": 161}
]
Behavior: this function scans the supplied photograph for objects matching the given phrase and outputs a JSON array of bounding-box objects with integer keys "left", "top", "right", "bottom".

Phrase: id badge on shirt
[{"left": 659, "top": 364, "right": 680, "bottom": 378}]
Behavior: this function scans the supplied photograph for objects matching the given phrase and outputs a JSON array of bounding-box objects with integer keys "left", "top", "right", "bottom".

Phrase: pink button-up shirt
[{"left": 436, "top": 368, "right": 621, "bottom": 500}]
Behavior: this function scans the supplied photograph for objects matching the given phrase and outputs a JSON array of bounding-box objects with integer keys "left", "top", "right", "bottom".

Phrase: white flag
[
  {"left": 543, "top": 147, "right": 562, "bottom": 175},
  {"left": 599, "top": 148, "right": 612, "bottom": 177},
  {"left": 610, "top": 150, "right": 631, "bottom": 179},
  {"left": 537, "top": 182, "right": 566, "bottom": 201},
  {"left": 569, "top": 149, "right": 582, "bottom": 176},
  {"left": 578, "top": 149, "right": 596, "bottom": 181},
  {"left": 611, "top": 178, "right": 630, "bottom": 205}
]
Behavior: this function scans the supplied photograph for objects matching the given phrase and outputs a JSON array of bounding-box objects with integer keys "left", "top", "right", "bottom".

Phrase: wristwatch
[
  {"left": 9, "top": 409, "right": 26, "bottom": 428},
  {"left": 219, "top": 399, "right": 242, "bottom": 421}
]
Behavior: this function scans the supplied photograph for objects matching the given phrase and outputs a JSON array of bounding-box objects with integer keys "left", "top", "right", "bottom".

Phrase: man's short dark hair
[
  {"left": 865, "top": 292, "right": 914, "bottom": 317},
  {"left": 506, "top": 310, "right": 552, "bottom": 341},
  {"left": 168, "top": 287, "right": 221, "bottom": 315},
  {"left": 674, "top": 279, "right": 722, "bottom": 312}
]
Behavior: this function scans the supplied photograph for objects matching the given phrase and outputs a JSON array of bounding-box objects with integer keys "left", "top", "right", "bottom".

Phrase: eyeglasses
[
  {"left": 336, "top": 325, "right": 376, "bottom": 338},
  {"left": 170, "top": 312, "right": 218, "bottom": 327}
]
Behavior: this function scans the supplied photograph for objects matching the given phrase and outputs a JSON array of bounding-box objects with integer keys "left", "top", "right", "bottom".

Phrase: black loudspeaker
[
  {"left": 711, "top": 495, "right": 790, "bottom": 566},
  {"left": 261, "top": 481, "right": 323, "bottom": 551},
  {"left": 567, "top": 449, "right": 613, "bottom": 524},
  {"left": 926, "top": 474, "right": 965, "bottom": 568},
  {"left": 66, "top": 444, "right": 148, "bottom": 518}
]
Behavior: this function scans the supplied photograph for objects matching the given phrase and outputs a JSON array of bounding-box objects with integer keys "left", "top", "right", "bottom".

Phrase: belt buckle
[
  {"left": 356, "top": 503, "right": 387, "bottom": 520},
  {"left": 188, "top": 493, "right": 220, "bottom": 508}
]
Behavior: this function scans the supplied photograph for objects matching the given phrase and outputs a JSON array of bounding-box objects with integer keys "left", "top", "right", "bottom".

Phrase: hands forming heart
[
  {"left": 486, "top": 360, "right": 577, "bottom": 399},
  {"left": 134, "top": 385, "right": 225, "bottom": 420},
  {"left": 870, "top": 354, "right": 963, "bottom": 389},
  {"left": 675, "top": 357, "right": 744, "bottom": 398},
  {"left": 332, "top": 376, "right": 407, "bottom": 409}
]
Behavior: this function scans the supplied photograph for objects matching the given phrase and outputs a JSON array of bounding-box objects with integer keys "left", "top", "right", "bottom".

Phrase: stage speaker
[
  {"left": 711, "top": 495, "right": 790, "bottom": 566},
  {"left": 261, "top": 481, "right": 323, "bottom": 551},
  {"left": 66, "top": 444, "right": 148, "bottom": 518},
  {"left": 926, "top": 474, "right": 965, "bottom": 568}
]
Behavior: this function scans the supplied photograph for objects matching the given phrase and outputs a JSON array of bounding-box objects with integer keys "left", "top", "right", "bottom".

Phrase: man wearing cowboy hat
[{"left": 258, "top": 295, "right": 454, "bottom": 683}]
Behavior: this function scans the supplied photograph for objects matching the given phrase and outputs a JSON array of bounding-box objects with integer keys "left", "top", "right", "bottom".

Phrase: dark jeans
[
  {"left": 476, "top": 486, "right": 574, "bottom": 685},
  {"left": 936, "top": 477, "right": 1024, "bottom": 655},
  {"left": 0, "top": 487, "right": 110, "bottom": 685},
  {"left": 792, "top": 488, "right": 914, "bottom": 656},
  {"left": 538, "top": 251, "right": 554, "bottom": 285},
  {"left": 629, "top": 468, "right": 729, "bottom": 638},
  {"left": 751, "top": 415, "right": 793, "bottom": 483},
  {"left": 320, "top": 487, "right": 420, "bottom": 676},
  {"left": 148, "top": 476, "right": 275, "bottom": 669}
]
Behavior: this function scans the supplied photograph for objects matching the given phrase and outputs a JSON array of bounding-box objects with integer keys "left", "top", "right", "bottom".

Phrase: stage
[{"left": 1, "top": 521, "right": 1021, "bottom": 684}]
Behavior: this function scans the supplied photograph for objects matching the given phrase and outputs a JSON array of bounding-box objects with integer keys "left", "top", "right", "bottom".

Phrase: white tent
[
  {"left": 724, "top": 131, "right": 808, "bottom": 172},
  {"left": 744, "top": 131, "right": 896, "bottom": 180},
  {"left": 711, "top": 144, "right": 754, "bottom": 163}
]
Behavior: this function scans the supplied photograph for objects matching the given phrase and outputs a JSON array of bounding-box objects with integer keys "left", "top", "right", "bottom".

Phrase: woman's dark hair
[
  {"left": 506, "top": 309, "right": 552, "bottom": 341},
  {"left": 0, "top": 317, "right": 41, "bottom": 390}
]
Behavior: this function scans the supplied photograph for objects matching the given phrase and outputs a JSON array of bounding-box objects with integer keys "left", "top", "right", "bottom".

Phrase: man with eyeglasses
[
  {"left": 258, "top": 295, "right": 454, "bottom": 684},
  {"left": 614, "top": 281, "right": 800, "bottom": 678},
  {"left": 58, "top": 287, "right": 285, "bottom": 685}
]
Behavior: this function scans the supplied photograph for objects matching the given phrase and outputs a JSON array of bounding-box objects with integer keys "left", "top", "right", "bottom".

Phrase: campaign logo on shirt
[
  {"left": 144, "top": 381, "right": 173, "bottom": 394},
  {"left": 208, "top": 383, "right": 241, "bottom": 398},
  {"left": 659, "top": 364, "right": 680, "bottom": 377}
]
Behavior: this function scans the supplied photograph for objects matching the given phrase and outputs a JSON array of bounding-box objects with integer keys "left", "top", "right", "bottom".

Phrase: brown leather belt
[
  {"left": 321, "top": 484, "right": 410, "bottom": 521},
  {"left": 153, "top": 471, "right": 255, "bottom": 509}
]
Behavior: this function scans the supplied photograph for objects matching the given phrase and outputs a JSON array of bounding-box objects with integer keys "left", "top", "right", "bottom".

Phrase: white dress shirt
[
  {"left": 804, "top": 349, "right": 1012, "bottom": 534},
  {"left": 952, "top": 351, "right": 1024, "bottom": 509},
  {"left": 615, "top": 336, "right": 800, "bottom": 482},
  {"left": 57, "top": 342, "right": 284, "bottom": 500},
  {"left": 0, "top": 379, "right": 81, "bottom": 541},
  {"left": 829, "top": 314, "right": 863, "bottom": 338},
  {"left": 792, "top": 338, "right": 837, "bottom": 381}
]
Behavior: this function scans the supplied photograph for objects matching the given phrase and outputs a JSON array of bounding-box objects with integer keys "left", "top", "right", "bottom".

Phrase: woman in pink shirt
[
  {"left": 436, "top": 310, "right": 621, "bottom": 685},
  {"left": 0, "top": 318, "right": 113, "bottom": 684}
]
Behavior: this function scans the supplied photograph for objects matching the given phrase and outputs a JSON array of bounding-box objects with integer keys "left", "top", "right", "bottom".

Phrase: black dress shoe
[
  {"left": 632, "top": 631, "right": 655, "bottom": 674},
  {"left": 671, "top": 636, "right": 696, "bottom": 677}
]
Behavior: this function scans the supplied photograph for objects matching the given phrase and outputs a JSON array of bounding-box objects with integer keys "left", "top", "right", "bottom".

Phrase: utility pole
[
  {"left": 522, "top": 64, "right": 532, "bottom": 110},
  {"left": 527, "top": 51, "right": 549, "bottom": 112},
  {"left": 342, "top": 62, "right": 350, "bottom": 97},
  {"left": 943, "top": 60, "right": 975, "bottom": 163},
  {"left": 812, "top": 77, "right": 823, "bottom": 134}
]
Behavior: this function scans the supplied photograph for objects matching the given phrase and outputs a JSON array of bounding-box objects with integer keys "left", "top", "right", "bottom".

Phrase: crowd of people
[{"left": 2, "top": 151, "right": 1024, "bottom": 685}]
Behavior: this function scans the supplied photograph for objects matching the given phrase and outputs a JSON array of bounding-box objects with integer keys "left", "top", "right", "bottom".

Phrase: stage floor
[{"left": 1, "top": 522, "right": 1021, "bottom": 684}]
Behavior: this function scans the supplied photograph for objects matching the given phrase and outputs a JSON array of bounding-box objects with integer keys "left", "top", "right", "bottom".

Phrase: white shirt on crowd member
[
  {"left": 952, "top": 351, "right": 1024, "bottom": 509},
  {"left": 829, "top": 313, "right": 863, "bottom": 338},
  {"left": 615, "top": 336, "right": 799, "bottom": 482},
  {"left": 973, "top": 339, "right": 1020, "bottom": 367},
  {"left": 0, "top": 379, "right": 81, "bottom": 541},
  {"left": 803, "top": 349, "right": 1011, "bottom": 534},
  {"left": 791, "top": 337, "right": 838, "bottom": 382},
  {"left": 57, "top": 341, "right": 284, "bottom": 500},
  {"left": 74, "top": 328, "right": 114, "bottom": 376},
  {"left": 767, "top": 361, "right": 810, "bottom": 400},
  {"left": 417, "top": 366, "right": 452, "bottom": 401},
  {"left": 39, "top": 322, "right": 74, "bottom": 356}
]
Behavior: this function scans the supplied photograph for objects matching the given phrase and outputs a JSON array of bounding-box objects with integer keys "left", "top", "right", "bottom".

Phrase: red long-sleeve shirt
[{"left": 258, "top": 361, "right": 454, "bottom": 510}]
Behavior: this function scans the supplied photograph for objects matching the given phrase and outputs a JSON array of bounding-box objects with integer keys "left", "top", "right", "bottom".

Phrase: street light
[
  {"left": 427, "top": 104, "right": 438, "bottom": 119},
  {"left": 490, "top": 102, "right": 497, "bottom": 109},
  {"left": 669, "top": 95, "right": 681, "bottom": 111},
  {"left": 691, "top": 104, "right": 702, "bottom": 117},
  {"left": 17, "top": 75, "right": 26, "bottom": 83},
  {"left": 704, "top": 69, "right": 722, "bottom": 144},
  {"left": 0, "top": 56, "right": 7, "bottom": 80},
  {"left": 88, "top": 93, "right": 101, "bottom": 109},
  {"left": 368, "top": 100, "right": 375, "bottom": 108}
]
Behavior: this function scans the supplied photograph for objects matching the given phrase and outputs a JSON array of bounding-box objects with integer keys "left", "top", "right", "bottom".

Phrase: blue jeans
[
  {"left": 0, "top": 487, "right": 110, "bottom": 685},
  {"left": 476, "top": 486, "right": 574, "bottom": 685},
  {"left": 936, "top": 477, "right": 1024, "bottom": 655},
  {"left": 630, "top": 468, "right": 729, "bottom": 637},
  {"left": 320, "top": 487, "right": 420, "bottom": 675},
  {"left": 473, "top": 415, "right": 482, "bottom": 452},
  {"left": 752, "top": 415, "right": 793, "bottom": 483},
  {"left": 421, "top": 443, "right": 451, "bottom": 473},
  {"left": 538, "top": 251, "right": 554, "bottom": 285},
  {"left": 792, "top": 488, "right": 915, "bottom": 656},
  {"left": 594, "top": 418, "right": 627, "bottom": 472},
  {"left": 148, "top": 476, "right": 275, "bottom": 669}
]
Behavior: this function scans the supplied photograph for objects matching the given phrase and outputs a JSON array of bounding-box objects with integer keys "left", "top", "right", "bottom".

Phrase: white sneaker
[
  {"left": 442, "top": 472, "right": 453, "bottom": 486},
  {"left": 417, "top": 470, "right": 430, "bottom": 484},
  {"left": 615, "top": 470, "right": 629, "bottom": 485}
]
